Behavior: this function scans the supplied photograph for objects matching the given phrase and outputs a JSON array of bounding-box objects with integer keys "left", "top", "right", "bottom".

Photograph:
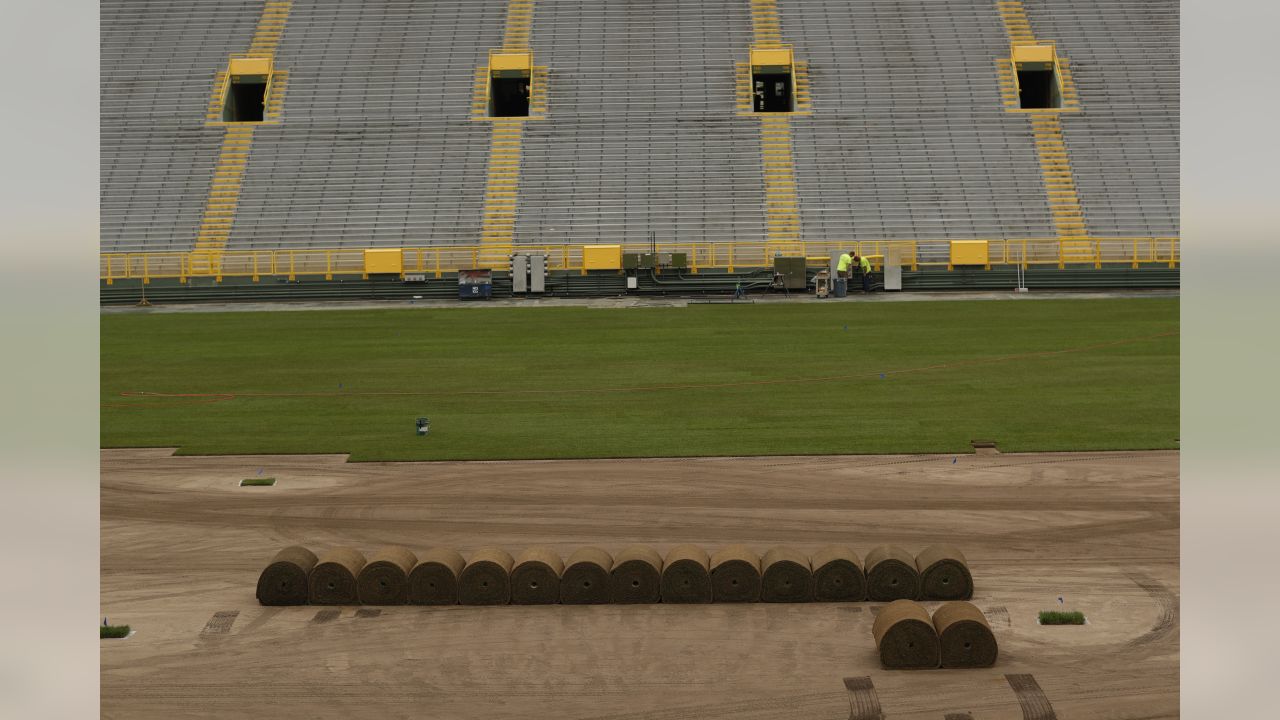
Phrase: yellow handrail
[{"left": 99, "top": 238, "right": 1179, "bottom": 283}]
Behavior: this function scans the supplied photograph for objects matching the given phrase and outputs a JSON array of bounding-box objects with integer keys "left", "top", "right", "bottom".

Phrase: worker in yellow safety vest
[
  {"left": 853, "top": 254, "right": 873, "bottom": 293},
  {"left": 835, "top": 250, "right": 854, "bottom": 298}
]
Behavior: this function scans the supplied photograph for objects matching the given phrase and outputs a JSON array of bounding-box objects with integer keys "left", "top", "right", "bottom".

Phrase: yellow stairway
[
  {"left": 749, "top": 0, "right": 805, "bottom": 254},
  {"left": 478, "top": 120, "right": 524, "bottom": 266},
  {"left": 192, "top": 1, "right": 293, "bottom": 272},
  {"left": 474, "top": 0, "right": 542, "bottom": 266},
  {"left": 760, "top": 116, "right": 802, "bottom": 255},
  {"left": 749, "top": 0, "right": 783, "bottom": 45},
  {"left": 995, "top": 0, "right": 1091, "bottom": 263}
]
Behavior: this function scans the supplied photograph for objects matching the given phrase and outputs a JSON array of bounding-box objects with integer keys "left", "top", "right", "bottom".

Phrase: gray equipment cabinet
[
  {"left": 511, "top": 254, "right": 529, "bottom": 293},
  {"left": 510, "top": 253, "right": 547, "bottom": 294},
  {"left": 529, "top": 254, "right": 546, "bottom": 293}
]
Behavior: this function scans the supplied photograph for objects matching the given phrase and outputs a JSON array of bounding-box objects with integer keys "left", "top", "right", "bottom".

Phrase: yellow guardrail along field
[{"left": 101, "top": 238, "right": 1179, "bottom": 283}]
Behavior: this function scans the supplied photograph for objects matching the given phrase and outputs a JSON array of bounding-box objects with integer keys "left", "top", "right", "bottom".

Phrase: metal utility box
[
  {"left": 458, "top": 269, "right": 493, "bottom": 299},
  {"left": 529, "top": 254, "right": 546, "bottom": 293},
  {"left": 364, "top": 248, "right": 403, "bottom": 275},
  {"left": 511, "top": 254, "right": 529, "bottom": 293},
  {"left": 668, "top": 252, "right": 688, "bottom": 269},
  {"left": 884, "top": 248, "right": 904, "bottom": 291},
  {"left": 950, "top": 240, "right": 990, "bottom": 267},
  {"left": 511, "top": 254, "right": 547, "bottom": 294},
  {"left": 773, "top": 256, "right": 808, "bottom": 290},
  {"left": 583, "top": 245, "right": 623, "bottom": 271},
  {"left": 623, "top": 252, "right": 657, "bottom": 270}
]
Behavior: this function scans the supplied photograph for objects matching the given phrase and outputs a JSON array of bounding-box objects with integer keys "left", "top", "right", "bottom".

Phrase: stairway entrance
[
  {"left": 491, "top": 75, "right": 530, "bottom": 117},
  {"left": 223, "top": 77, "right": 266, "bottom": 122},
  {"left": 1017, "top": 64, "right": 1061, "bottom": 109},
  {"left": 753, "top": 71, "right": 793, "bottom": 113}
]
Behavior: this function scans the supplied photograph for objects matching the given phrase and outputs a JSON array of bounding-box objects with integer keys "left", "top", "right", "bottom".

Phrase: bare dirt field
[{"left": 101, "top": 448, "right": 1178, "bottom": 719}]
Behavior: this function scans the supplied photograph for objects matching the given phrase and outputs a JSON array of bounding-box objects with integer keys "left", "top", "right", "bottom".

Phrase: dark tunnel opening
[
  {"left": 223, "top": 78, "right": 267, "bottom": 122},
  {"left": 1017, "top": 67, "right": 1060, "bottom": 109},
  {"left": 753, "top": 71, "right": 793, "bottom": 113},
  {"left": 491, "top": 75, "right": 530, "bottom": 117}
]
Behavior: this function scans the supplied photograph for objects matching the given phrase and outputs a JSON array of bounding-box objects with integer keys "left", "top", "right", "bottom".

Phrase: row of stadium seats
[{"left": 101, "top": 0, "right": 1178, "bottom": 254}]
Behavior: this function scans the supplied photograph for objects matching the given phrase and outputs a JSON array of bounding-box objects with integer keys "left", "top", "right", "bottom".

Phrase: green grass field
[{"left": 101, "top": 298, "right": 1178, "bottom": 461}]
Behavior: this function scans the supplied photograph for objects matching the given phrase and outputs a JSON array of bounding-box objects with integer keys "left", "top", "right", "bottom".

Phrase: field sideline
[{"left": 100, "top": 297, "right": 1178, "bottom": 461}]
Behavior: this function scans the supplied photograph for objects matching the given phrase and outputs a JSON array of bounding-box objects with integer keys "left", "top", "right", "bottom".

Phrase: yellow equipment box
[
  {"left": 1012, "top": 44, "right": 1056, "bottom": 65},
  {"left": 229, "top": 57, "right": 272, "bottom": 77},
  {"left": 364, "top": 248, "right": 403, "bottom": 274},
  {"left": 950, "top": 241, "right": 989, "bottom": 266},
  {"left": 582, "top": 245, "right": 623, "bottom": 271}
]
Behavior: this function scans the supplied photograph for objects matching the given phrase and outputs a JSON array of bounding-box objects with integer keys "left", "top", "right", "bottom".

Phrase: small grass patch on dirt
[
  {"left": 239, "top": 477, "right": 276, "bottom": 486},
  {"left": 101, "top": 625, "right": 131, "bottom": 639},
  {"left": 1038, "top": 610, "right": 1086, "bottom": 625}
]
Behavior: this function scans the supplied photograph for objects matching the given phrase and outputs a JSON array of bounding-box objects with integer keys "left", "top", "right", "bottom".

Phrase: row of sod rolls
[
  {"left": 872, "top": 600, "right": 999, "bottom": 669},
  {"left": 257, "top": 543, "right": 973, "bottom": 606}
]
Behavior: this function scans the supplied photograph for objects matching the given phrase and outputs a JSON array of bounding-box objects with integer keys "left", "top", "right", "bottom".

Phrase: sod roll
[
  {"left": 916, "top": 543, "right": 974, "bottom": 601},
  {"left": 872, "top": 599, "right": 940, "bottom": 669},
  {"left": 810, "top": 545, "right": 867, "bottom": 602},
  {"left": 709, "top": 545, "right": 762, "bottom": 603},
  {"left": 933, "top": 601, "right": 998, "bottom": 668},
  {"left": 408, "top": 548, "right": 466, "bottom": 605},
  {"left": 560, "top": 547, "right": 613, "bottom": 604},
  {"left": 661, "top": 544, "right": 712, "bottom": 604},
  {"left": 458, "top": 547, "right": 514, "bottom": 606},
  {"left": 760, "top": 547, "right": 813, "bottom": 603},
  {"left": 309, "top": 547, "right": 367, "bottom": 605},
  {"left": 511, "top": 547, "right": 564, "bottom": 605},
  {"left": 357, "top": 546, "right": 418, "bottom": 605},
  {"left": 865, "top": 545, "right": 921, "bottom": 601},
  {"left": 256, "top": 545, "right": 318, "bottom": 606},
  {"left": 610, "top": 546, "right": 663, "bottom": 603}
]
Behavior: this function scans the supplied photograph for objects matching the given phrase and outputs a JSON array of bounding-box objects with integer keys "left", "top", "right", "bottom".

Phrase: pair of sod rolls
[
  {"left": 871, "top": 600, "right": 998, "bottom": 669},
  {"left": 864, "top": 543, "right": 974, "bottom": 602}
]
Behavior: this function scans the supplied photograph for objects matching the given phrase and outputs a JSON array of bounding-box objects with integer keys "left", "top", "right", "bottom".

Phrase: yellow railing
[{"left": 100, "top": 238, "right": 1179, "bottom": 283}]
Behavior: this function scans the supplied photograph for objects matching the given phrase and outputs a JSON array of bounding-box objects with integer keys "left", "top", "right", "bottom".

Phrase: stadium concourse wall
[{"left": 100, "top": 0, "right": 1178, "bottom": 298}]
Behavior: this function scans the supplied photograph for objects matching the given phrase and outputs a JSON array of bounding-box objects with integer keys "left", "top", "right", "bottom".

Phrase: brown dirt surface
[{"left": 101, "top": 448, "right": 1179, "bottom": 719}]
